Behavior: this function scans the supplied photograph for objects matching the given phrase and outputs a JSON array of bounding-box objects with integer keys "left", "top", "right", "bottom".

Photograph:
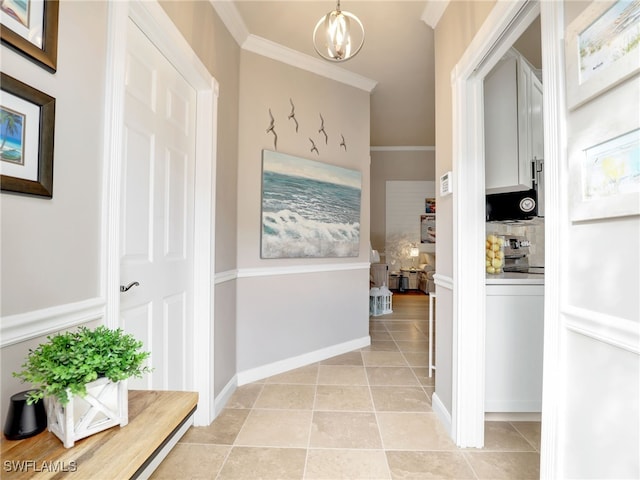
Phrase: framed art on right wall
[{"left": 565, "top": 0, "right": 640, "bottom": 110}]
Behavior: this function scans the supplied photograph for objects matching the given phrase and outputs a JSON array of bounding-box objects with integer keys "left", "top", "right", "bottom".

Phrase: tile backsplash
[{"left": 486, "top": 217, "right": 545, "bottom": 267}]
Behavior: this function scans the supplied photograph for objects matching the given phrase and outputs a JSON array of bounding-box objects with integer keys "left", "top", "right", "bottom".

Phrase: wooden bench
[{"left": 1, "top": 390, "right": 198, "bottom": 479}]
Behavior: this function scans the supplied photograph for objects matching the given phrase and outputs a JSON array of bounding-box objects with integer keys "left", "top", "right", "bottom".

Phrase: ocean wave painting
[{"left": 261, "top": 150, "right": 362, "bottom": 258}]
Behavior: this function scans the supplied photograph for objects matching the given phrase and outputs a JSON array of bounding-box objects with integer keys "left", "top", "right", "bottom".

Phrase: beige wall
[
  {"left": 433, "top": 0, "right": 496, "bottom": 415},
  {"left": 235, "top": 51, "right": 371, "bottom": 373},
  {"left": 0, "top": 1, "right": 110, "bottom": 426},
  {"left": 1, "top": 1, "right": 108, "bottom": 317},
  {"left": 370, "top": 150, "right": 435, "bottom": 253}
]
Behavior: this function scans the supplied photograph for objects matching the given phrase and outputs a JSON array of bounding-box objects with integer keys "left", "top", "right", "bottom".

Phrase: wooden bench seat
[{"left": 1, "top": 390, "right": 198, "bottom": 479}]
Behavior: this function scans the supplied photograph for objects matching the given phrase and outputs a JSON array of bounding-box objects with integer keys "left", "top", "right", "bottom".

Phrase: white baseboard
[
  {"left": 485, "top": 412, "right": 542, "bottom": 422},
  {"left": 237, "top": 336, "right": 371, "bottom": 385},
  {"left": 431, "top": 392, "right": 452, "bottom": 438},
  {"left": 485, "top": 400, "right": 542, "bottom": 412},
  {"left": 213, "top": 375, "right": 238, "bottom": 418}
]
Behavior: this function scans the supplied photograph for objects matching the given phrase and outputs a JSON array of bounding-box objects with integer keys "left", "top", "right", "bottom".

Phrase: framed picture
[
  {"left": 425, "top": 197, "right": 436, "bottom": 214},
  {"left": 565, "top": 0, "right": 640, "bottom": 110},
  {"left": 1, "top": 72, "right": 55, "bottom": 198},
  {"left": 420, "top": 214, "right": 436, "bottom": 244},
  {"left": 260, "top": 149, "right": 362, "bottom": 258},
  {"left": 1, "top": 0, "right": 59, "bottom": 72},
  {"left": 571, "top": 128, "right": 640, "bottom": 221}
]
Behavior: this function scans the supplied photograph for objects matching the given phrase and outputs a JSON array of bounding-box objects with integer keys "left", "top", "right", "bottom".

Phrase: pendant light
[{"left": 313, "top": 1, "right": 365, "bottom": 62}]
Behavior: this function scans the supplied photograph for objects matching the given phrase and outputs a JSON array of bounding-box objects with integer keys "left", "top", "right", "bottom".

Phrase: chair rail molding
[
  {"left": 237, "top": 262, "right": 370, "bottom": 279},
  {"left": 1, "top": 297, "right": 105, "bottom": 348},
  {"left": 433, "top": 273, "right": 453, "bottom": 291}
]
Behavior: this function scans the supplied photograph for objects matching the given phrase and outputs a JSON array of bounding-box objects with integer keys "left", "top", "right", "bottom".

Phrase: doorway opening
[{"left": 449, "top": 0, "right": 546, "bottom": 449}]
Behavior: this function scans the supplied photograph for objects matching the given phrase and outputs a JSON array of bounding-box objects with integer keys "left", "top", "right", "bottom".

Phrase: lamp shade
[
  {"left": 313, "top": 1, "right": 364, "bottom": 62},
  {"left": 410, "top": 247, "right": 420, "bottom": 258}
]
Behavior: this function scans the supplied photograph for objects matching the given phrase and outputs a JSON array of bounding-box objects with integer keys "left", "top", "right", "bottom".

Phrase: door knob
[{"left": 120, "top": 281, "right": 140, "bottom": 293}]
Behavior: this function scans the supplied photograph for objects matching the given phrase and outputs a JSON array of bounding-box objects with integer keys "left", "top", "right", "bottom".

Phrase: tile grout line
[{"left": 361, "top": 346, "right": 393, "bottom": 480}]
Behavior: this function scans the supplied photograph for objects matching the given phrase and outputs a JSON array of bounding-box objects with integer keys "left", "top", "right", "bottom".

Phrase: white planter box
[{"left": 46, "top": 378, "right": 128, "bottom": 448}]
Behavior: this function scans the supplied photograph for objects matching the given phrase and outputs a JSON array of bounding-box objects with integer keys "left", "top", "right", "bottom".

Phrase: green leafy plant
[{"left": 14, "top": 326, "right": 152, "bottom": 405}]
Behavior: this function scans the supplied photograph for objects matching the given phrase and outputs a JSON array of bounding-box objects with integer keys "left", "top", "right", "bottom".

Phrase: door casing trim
[{"left": 102, "top": 0, "right": 218, "bottom": 426}]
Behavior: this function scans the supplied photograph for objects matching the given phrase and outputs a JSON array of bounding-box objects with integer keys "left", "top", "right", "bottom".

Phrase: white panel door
[{"left": 119, "top": 18, "right": 196, "bottom": 392}]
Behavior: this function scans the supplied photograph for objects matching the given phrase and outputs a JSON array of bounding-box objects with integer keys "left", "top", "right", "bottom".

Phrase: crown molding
[
  {"left": 209, "top": 1, "right": 377, "bottom": 93},
  {"left": 422, "top": 0, "right": 450, "bottom": 29},
  {"left": 243, "top": 34, "right": 377, "bottom": 93},
  {"left": 209, "top": 0, "right": 249, "bottom": 46}
]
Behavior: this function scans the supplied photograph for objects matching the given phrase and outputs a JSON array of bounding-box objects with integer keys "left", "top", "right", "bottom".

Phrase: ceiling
[{"left": 226, "top": 1, "right": 435, "bottom": 147}]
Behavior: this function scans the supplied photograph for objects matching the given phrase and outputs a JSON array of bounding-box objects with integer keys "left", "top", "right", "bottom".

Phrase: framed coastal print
[
  {"left": 571, "top": 128, "right": 640, "bottom": 221},
  {"left": 0, "top": 0, "right": 59, "bottom": 72},
  {"left": 260, "top": 149, "right": 362, "bottom": 258},
  {"left": 565, "top": 0, "right": 640, "bottom": 110},
  {"left": 0, "top": 73, "right": 55, "bottom": 198}
]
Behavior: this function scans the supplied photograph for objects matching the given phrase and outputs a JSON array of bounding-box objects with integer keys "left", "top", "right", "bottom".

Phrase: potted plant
[{"left": 13, "top": 326, "right": 151, "bottom": 448}]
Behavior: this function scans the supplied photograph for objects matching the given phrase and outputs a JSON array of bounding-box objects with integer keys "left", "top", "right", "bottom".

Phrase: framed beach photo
[
  {"left": 565, "top": 0, "right": 640, "bottom": 110},
  {"left": 0, "top": 0, "right": 59, "bottom": 72},
  {"left": 1, "top": 73, "right": 55, "bottom": 198}
]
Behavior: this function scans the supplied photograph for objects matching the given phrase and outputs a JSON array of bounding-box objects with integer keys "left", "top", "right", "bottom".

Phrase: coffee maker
[{"left": 502, "top": 235, "right": 531, "bottom": 272}]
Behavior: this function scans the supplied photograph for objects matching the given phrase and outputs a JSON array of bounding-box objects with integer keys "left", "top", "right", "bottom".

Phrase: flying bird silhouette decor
[
  {"left": 309, "top": 138, "right": 319, "bottom": 155},
  {"left": 288, "top": 98, "right": 299, "bottom": 132},
  {"left": 340, "top": 134, "right": 347, "bottom": 151},
  {"left": 318, "top": 113, "right": 328, "bottom": 144},
  {"left": 266, "top": 108, "right": 277, "bottom": 150}
]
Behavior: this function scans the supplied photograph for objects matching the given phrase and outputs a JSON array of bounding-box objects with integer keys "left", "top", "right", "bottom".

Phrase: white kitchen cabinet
[
  {"left": 485, "top": 282, "right": 544, "bottom": 412},
  {"left": 484, "top": 48, "right": 543, "bottom": 194}
]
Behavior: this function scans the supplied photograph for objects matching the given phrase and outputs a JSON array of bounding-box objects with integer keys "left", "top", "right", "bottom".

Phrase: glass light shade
[
  {"left": 410, "top": 247, "right": 420, "bottom": 258},
  {"left": 313, "top": 3, "right": 364, "bottom": 62}
]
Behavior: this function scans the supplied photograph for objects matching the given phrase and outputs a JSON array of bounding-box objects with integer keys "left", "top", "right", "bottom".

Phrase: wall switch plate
[{"left": 440, "top": 171, "right": 453, "bottom": 196}]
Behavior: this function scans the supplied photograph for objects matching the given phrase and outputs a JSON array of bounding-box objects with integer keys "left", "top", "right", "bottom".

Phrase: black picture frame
[
  {"left": 0, "top": 0, "right": 59, "bottom": 72},
  {"left": 1, "top": 72, "right": 55, "bottom": 198}
]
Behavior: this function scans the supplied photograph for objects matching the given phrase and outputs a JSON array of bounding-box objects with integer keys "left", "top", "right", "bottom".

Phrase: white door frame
[
  {"left": 101, "top": 0, "right": 218, "bottom": 426},
  {"left": 450, "top": 0, "right": 564, "bottom": 474}
]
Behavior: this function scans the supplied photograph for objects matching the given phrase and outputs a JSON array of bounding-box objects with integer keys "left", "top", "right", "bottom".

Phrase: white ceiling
[{"left": 218, "top": 1, "right": 435, "bottom": 147}]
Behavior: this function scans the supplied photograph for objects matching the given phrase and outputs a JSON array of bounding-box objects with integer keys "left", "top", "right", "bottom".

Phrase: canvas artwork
[{"left": 261, "top": 149, "right": 362, "bottom": 258}]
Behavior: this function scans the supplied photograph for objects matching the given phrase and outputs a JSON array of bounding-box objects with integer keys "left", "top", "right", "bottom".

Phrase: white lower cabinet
[{"left": 485, "top": 283, "right": 544, "bottom": 412}]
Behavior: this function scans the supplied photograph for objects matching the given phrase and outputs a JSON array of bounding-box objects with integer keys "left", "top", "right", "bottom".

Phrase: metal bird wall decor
[
  {"left": 266, "top": 108, "right": 277, "bottom": 150},
  {"left": 318, "top": 113, "right": 328, "bottom": 144},
  {"left": 340, "top": 134, "right": 347, "bottom": 151},
  {"left": 309, "top": 138, "right": 319, "bottom": 155},
  {"left": 288, "top": 98, "right": 299, "bottom": 132}
]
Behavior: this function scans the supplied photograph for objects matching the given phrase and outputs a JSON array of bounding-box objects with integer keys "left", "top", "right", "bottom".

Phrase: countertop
[{"left": 486, "top": 272, "right": 545, "bottom": 285}]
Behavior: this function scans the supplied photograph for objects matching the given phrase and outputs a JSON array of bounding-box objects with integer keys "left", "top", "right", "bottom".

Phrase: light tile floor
[{"left": 151, "top": 294, "right": 541, "bottom": 479}]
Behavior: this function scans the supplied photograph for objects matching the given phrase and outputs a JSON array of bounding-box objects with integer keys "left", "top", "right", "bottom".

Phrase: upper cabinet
[{"left": 484, "top": 48, "right": 544, "bottom": 194}]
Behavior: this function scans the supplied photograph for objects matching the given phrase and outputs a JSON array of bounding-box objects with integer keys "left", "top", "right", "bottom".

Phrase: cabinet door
[
  {"left": 530, "top": 75, "right": 544, "bottom": 162},
  {"left": 517, "top": 60, "right": 534, "bottom": 190},
  {"left": 485, "top": 288, "right": 544, "bottom": 412},
  {"left": 484, "top": 55, "right": 520, "bottom": 192}
]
